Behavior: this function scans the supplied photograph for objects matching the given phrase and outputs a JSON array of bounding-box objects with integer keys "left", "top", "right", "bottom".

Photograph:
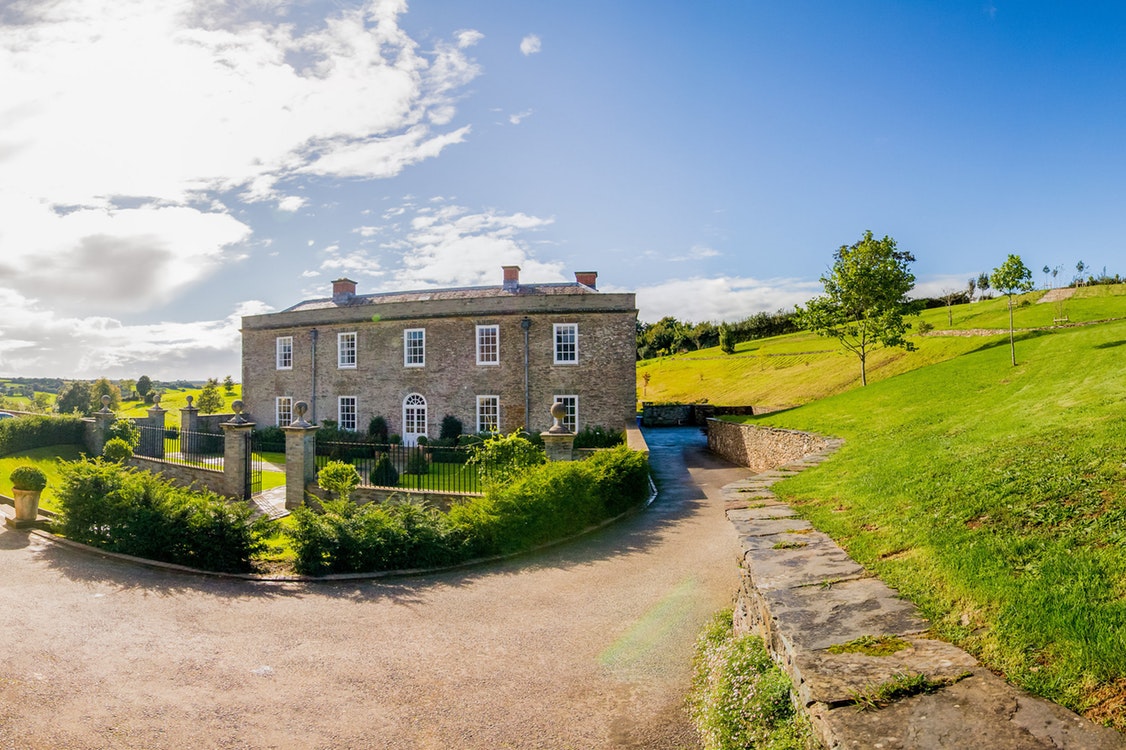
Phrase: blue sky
[{"left": 1, "top": 0, "right": 1123, "bottom": 380}]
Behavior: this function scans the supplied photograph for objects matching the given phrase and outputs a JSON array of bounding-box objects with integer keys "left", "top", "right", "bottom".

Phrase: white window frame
[
  {"left": 338, "top": 396, "right": 357, "bottom": 432},
  {"left": 337, "top": 332, "right": 357, "bottom": 369},
  {"left": 476, "top": 395, "right": 500, "bottom": 434},
  {"left": 476, "top": 324, "right": 499, "bottom": 366},
  {"left": 404, "top": 328, "right": 425, "bottom": 367},
  {"left": 553, "top": 323, "right": 578, "bottom": 365},
  {"left": 276, "top": 336, "right": 293, "bottom": 370},
  {"left": 553, "top": 395, "right": 578, "bottom": 433},
  {"left": 276, "top": 397, "right": 293, "bottom": 427}
]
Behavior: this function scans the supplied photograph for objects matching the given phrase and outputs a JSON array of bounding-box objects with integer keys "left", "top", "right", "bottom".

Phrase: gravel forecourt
[{"left": 0, "top": 428, "right": 746, "bottom": 750}]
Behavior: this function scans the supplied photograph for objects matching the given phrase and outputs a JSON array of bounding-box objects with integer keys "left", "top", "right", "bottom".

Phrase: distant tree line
[{"left": 636, "top": 309, "right": 799, "bottom": 360}]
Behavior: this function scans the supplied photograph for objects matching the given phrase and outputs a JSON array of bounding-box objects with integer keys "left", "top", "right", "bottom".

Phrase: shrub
[
  {"left": 9, "top": 465, "right": 47, "bottom": 492},
  {"left": 404, "top": 447, "right": 430, "bottom": 476},
  {"left": 54, "top": 458, "right": 267, "bottom": 573},
  {"left": 469, "top": 430, "right": 546, "bottom": 487},
  {"left": 388, "top": 433, "right": 402, "bottom": 445},
  {"left": 367, "top": 416, "right": 389, "bottom": 444},
  {"left": 318, "top": 460, "right": 360, "bottom": 501},
  {"left": 102, "top": 437, "right": 134, "bottom": 463},
  {"left": 573, "top": 425, "right": 625, "bottom": 449},
  {"left": 371, "top": 453, "right": 399, "bottom": 487},
  {"left": 440, "top": 415, "right": 463, "bottom": 441},
  {"left": 107, "top": 418, "right": 140, "bottom": 450},
  {"left": 253, "top": 426, "right": 286, "bottom": 452},
  {"left": 585, "top": 445, "right": 651, "bottom": 515},
  {"left": 0, "top": 414, "right": 85, "bottom": 457}
]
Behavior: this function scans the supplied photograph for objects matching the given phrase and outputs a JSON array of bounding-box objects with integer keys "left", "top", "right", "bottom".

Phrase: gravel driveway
[{"left": 0, "top": 428, "right": 745, "bottom": 750}]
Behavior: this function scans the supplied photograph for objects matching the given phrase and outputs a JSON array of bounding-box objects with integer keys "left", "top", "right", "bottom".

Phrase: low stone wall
[
  {"left": 127, "top": 456, "right": 230, "bottom": 497},
  {"left": 706, "top": 418, "right": 831, "bottom": 473}
]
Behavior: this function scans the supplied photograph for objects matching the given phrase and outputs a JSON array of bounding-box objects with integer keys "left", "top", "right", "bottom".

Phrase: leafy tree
[
  {"left": 136, "top": 375, "right": 153, "bottom": 399},
  {"left": 990, "top": 254, "right": 1034, "bottom": 367},
  {"left": 56, "top": 381, "right": 93, "bottom": 415},
  {"left": 195, "top": 378, "right": 224, "bottom": 414},
  {"left": 222, "top": 375, "right": 235, "bottom": 394},
  {"left": 966, "top": 276, "right": 977, "bottom": 302},
  {"left": 976, "top": 272, "right": 991, "bottom": 300},
  {"left": 90, "top": 377, "right": 122, "bottom": 412},
  {"left": 1076, "top": 260, "right": 1087, "bottom": 286},
  {"left": 318, "top": 460, "right": 361, "bottom": 502},
  {"left": 718, "top": 324, "right": 735, "bottom": 355},
  {"left": 795, "top": 231, "right": 920, "bottom": 386}
]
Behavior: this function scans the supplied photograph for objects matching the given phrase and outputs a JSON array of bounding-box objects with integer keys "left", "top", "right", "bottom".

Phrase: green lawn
[
  {"left": 116, "top": 385, "right": 243, "bottom": 418},
  {"left": 742, "top": 318, "right": 1126, "bottom": 727},
  {"left": 0, "top": 445, "right": 85, "bottom": 513}
]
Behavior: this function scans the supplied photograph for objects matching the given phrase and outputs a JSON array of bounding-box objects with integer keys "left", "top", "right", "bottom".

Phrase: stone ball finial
[
  {"left": 548, "top": 400, "right": 569, "bottom": 434},
  {"left": 185, "top": 395, "right": 194, "bottom": 407},
  {"left": 232, "top": 400, "right": 244, "bottom": 415},
  {"left": 100, "top": 394, "right": 112, "bottom": 413},
  {"left": 292, "top": 401, "right": 311, "bottom": 427},
  {"left": 153, "top": 392, "right": 162, "bottom": 405}
]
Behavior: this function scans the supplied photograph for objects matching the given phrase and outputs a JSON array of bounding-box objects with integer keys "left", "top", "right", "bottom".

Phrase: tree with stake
[
  {"left": 796, "top": 230, "right": 920, "bottom": 386},
  {"left": 990, "top": 254, "right": 1034, "bottom": 367},
  {"left": 977, "top": 272, "right": 991, "bottom": 300}
]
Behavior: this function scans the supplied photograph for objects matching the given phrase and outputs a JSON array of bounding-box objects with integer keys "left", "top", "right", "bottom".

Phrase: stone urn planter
[{"left": 8, "top": 465, "right": 46, "bottom": 528}]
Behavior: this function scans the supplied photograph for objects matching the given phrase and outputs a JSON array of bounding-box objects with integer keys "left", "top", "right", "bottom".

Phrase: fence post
[
  {"left": 180, "top": 396, "right": 199, "bottom": 456},
  {"left": 143, "top": 393, "right": 167, "bottom": 459},
  {"left": 90, "top": 395, "right": 115, "bottom": 457},
  {"left": 281, "top": 401, "right": 318, "bottom": 510},
  {"left": 220, "top": 401, "right": 255, "bottom": 499}
]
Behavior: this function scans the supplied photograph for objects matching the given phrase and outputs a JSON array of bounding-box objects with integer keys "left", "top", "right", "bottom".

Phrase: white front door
[{"left": 402, "top": 393, "right": 428, "bottom": 446}]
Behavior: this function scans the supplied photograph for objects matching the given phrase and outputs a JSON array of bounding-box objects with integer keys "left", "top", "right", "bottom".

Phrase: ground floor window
[
  {"left": 403, "top": 393, "right": 427, "bottom": 445},
  {"left": 276, "top": 397, "right": 292, "bottom": 427},
  {"left": 477, "top": 395, "right": 499, "bottom": 434},
  {"left": 338, "top": 396, "right": 357, "bottom": 432},
  {"left": 553, "top": 395, "right": 577, "bottom": 433}
]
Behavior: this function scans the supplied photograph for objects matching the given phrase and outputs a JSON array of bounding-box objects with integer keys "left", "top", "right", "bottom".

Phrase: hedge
[
  {"left": 54, "top": 458, "right": 268, "bottom": 573},
  {"left": 289, "top": 445, "right": 651, "bottom": 575},
  {"left": 0, "top": 415, "right": 86, "bottom": 457}
]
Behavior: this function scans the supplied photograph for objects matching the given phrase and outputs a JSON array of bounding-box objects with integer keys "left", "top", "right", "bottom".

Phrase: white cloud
[
  {"left": 0, "top": 0, "right": 482, "bottom": 318},
  {"left": 670, "top": 244, "right": 721, "bottom": 262},
  {"left": 635, "top": 277, "right": 821, "bottom": 323},
  {"left": 520, "top": 34, "right": 542, "bottom": 56},
  {"left": 457, "top": 29, "right": 484, "bottom": 48},
  {"left": 0, "top": 292, "right": 270, "bottom": 380},
  {"left": 508, "top": 110, "right": 534, "bottom": 125},
  {"left": 912, "top": 274, "right": 978, "bottom": 300}
]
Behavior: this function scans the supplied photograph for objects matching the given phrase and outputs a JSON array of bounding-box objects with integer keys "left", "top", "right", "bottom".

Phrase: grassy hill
[
  {"left": 694, "top": 285, "right": 1126, "bottom": 728},
  {"left": 637, "top": 283, "right": 1126, "bottom": 409}
]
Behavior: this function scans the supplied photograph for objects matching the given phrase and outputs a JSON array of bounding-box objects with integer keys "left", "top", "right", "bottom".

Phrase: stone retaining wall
[
  {"left": 127, "top": 456, "right": 230, "bottom": 497},
  {"left": 706, "top": 418, "right": 831, "bottom": 473}
]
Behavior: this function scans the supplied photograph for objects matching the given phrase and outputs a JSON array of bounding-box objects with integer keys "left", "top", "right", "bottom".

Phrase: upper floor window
[
  {"left": 338, "top": 396, "right": 357, "bottom": 432},
  {"left": 404, "top": 328, "right": 425, "bottom": 367},
  {"left": 338, "top": 332, "right": 357, "bottom": 369},
  {"left": 554, "top": 323, "right": 578, "bottom": 364},
  {"left": 276, "top": 397, "right": 293, "bottom": 427},
  {"left": 276, "top": 336, "right": 293, "bottom": 370},
  {"left": 476, "top": 325, "right": 499, "bottom": 365}
]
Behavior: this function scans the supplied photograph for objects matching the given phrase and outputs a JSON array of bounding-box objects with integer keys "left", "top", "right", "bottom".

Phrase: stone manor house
[{"left": 240, "top": 266, "right": 638, "bottom": 444}]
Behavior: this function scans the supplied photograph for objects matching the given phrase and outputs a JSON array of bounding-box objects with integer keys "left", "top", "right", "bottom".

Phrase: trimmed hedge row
[
  {"left": 289, "top": 445, "right": 651, "bottom": 575},
  {"left": 0, "top": 415, "right": 86, "bottom": 457},
  {"left": 54, "top": 459, "right": 267, "bottom": 573}
]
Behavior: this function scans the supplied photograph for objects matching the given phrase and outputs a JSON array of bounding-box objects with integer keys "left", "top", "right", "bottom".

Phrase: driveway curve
[{"left": 0, "top": 428, "right": 747, "bottom": 750}]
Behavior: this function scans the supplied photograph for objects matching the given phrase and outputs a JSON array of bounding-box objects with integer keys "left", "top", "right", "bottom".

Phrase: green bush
[
  {"left": 367, "top": 416, "right": 389, "bottom": 444},
  {"left": 469, "top": 431, "right": 546, "bottom": 487},
  {"left": 287, "top": 447, "right": 651, "bottom": 574},
  {"left": 440, "top": 415, "right": 463, "bottom": 441},
  {"left": 404, "top": 448, "right": 430, "bottom": 475},
  {"left": 107, "top": 418, "right": 140, "bottom": 450},
  {"left": 573, "top": 425, "right": 625, "bottom": 449},
  {"left": 0, "top": 414, "right": 85, "bottom": 457},
  {"left": 318, "top": 460, "right": 360, "bottom": 501},
  {"left": 102, "top": 437, "right": 134, "bottom": 463},
  {"left": 371, "top": 453, "right": 399, "bottom": 487},
  {"left": 253, "top": 426, "right": 285, "bottom": 452},
  {"left": 9, "top": 465, "right": 47, "bottom": 491},
  {"left": 54, "top": 458, "right": 267, "bottom": 573}
]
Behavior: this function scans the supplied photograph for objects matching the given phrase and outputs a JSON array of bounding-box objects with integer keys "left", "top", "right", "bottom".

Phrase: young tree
[
  {"left": 1076, "top": 260, "right": 1087, "bottom": 286},
  {"left": 990, "top": 254, "right": 1034, "bottom": 367},
  {"left": 222, "top": 375, "right": 235, "bottom": 394},
  {"left": 795, "top": 231, "right": 920, "bottom": 386},
  {"left": 718, "top": 323, "right": 736, "bottom": 354},
  {"left": 976, "top": 272, "right": 991, "bottom": 300},
  {"left": 966, "top": 276, "right": 977, "bottom": 302},
  {"left": 90, "top": 377, "right": 122, "bottom": 412},
  {"left": 136, "top": 375, "right": 153, "bottom": 399},
  {"left": 195, "top": 378, "right": 224, "bottom": 414}
]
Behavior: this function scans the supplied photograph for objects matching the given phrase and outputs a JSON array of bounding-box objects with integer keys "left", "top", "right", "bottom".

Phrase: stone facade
[
  {"left": 241, "top": 268, "right": 637, "bottom": 442},
  {"left": 706, "top": 418, "right": 832, "bottom": 473}
]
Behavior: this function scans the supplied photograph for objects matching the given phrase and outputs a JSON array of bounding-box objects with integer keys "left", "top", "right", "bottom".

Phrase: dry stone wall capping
[
  {"left": 720, "top": 431, "right": 1125, "bottom": 748},
  {"left": 706, "top": 418, "right": 830, "bottom": 473}
]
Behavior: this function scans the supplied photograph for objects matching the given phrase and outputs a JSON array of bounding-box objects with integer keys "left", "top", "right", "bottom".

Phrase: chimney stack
[
  {"left": 332, "top": 278, "right": 357, "bottom": 303},
  {"left": 502, "top": 265, "right": 520, "bottom": 292},
  {"left": 574, "top": 271, "right": 598, "bottom": 290}
]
